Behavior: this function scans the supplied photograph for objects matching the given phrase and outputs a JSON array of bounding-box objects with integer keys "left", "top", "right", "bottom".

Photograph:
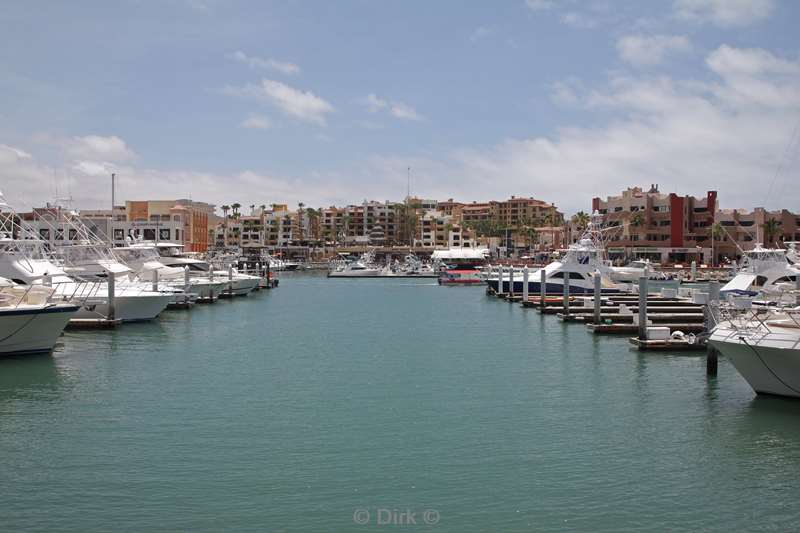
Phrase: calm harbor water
[{"left": 2, "top": 273, "right": 799, "bottom": 532}]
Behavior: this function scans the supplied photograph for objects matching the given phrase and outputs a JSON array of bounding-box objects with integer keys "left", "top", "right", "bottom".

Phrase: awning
[{"left": 721, "top": 273, "right": 757, "bottom": 294}]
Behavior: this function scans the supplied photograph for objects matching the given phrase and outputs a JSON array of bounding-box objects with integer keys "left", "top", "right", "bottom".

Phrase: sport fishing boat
[
  {"left": 486, "top": 218, "right": 622, "bottom": 294},
  {"left": 116, "top": 242, "right": 226, "bottom": 302},
  {"left": 438, "top": 269, "right": 485, "bottom": 285},
  {"left": 382, "top": 254, "right": 438, "bottom": 278},
  {"left": 32, "top": 208, "right": 196, "bottom": 308},
  {"left": 153, "top": 243, "right": 259, "bottom": 296},
  {"left": 0, "top": 197, "right": 172, "bottom": 322},
  {"left": 327, "top": 250, "right": 383, "bottom": 278},
  {"left": 0, "top": 277, "right": 79, "bottom": 355},
  {"left": 720, "top": 245, "right": 800, "bottom": 297},
  {"left": 709, "top": 301, "right": 800, "bottom": 398}
]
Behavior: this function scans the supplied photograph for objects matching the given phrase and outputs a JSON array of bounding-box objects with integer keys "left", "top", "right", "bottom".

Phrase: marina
[
  {"left": 3, "top": 2, "right": 800, "bottom": 529},
  {"left": 2, "top": 272, "right": 799, "bottom": 531}
]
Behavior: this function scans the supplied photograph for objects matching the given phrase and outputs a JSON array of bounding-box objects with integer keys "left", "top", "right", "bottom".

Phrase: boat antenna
[
  {"left": 110, "top": 173, "right": 116, "bottom": 246},
  {"left": 763, "top": 113, "right": 800, "bottom": 207}
]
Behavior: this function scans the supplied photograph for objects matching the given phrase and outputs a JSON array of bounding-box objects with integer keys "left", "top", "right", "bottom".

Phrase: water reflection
[{"left": 0, "top": 351, "right": 63, "bottom": 406}]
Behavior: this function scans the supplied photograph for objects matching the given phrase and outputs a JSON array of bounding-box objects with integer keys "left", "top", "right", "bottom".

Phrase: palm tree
[
  {"left": 249, "top": 204, "right": 255, "bottom": 215},
  {"left": 341, "top": 214, "right": 352, "bottom": 243},
  {"left": 762, "top": 217, "right": 781, "bottom": 247},
  {"left": 571, "top": 211, "right": 590, "bottom": 231},
  {"left": 231, "top": 203, "right": 241, "bottom": 218},
  {"left": 710, "top": 222, "right": 723, "bottom": 266},
  {"left": 220, "top": 205, "right": 230, "bottom": 247}
]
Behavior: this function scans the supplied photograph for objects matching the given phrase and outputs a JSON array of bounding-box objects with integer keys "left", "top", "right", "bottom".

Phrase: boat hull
[
  {"left": 220, "top": 276, "right": 259, "bottom": 296},
  {"left": 0, "top": 304, "right": 79, "bottom": 355},
  {"left": 487, "top": 279, "right": 621, "bottom": 294},
  {"left": 709, "top": 329, "right": 800, "bottom": 398}
]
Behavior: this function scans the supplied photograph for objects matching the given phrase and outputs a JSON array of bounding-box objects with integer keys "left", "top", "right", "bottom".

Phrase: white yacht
[
  {"left": 608, "top": 259, "right": 669, "bottom": 282},
  {"left": 115, "top": 243, "right": 226, "bottom": 302},
  {"left": 327, "top": 251, "right": 383, "bottom": 278},
  {"left": 486, "top": 219, "right": 622, "bottom": 294},
  {"left": 720, "top": 245, "right": 800, "bottom": 297},
  {"left": 709, "top": 302, "right": 800, "bottom": 398},
  {"left": 0, "top": 197, "right": 172, "bottom": 322},
  {"left": 151, "top": 243, "right": 259, "bottom": 296},
  {"left": 0, "top": 277, "right": 79, "bottom": 355}
]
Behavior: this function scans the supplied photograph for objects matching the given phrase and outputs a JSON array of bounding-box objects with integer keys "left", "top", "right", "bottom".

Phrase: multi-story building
[
  {"left": 21, "top": 199, "right": 211, "bottom": 251},
  {"left": 124, "top": 199, "right": 214, "bottom": 252},
  {"left": 715, "top": 208, "right": 800, "bottom": 260},
  {"left": 592, "top": 185, "right": 717, "bottom": 263}
]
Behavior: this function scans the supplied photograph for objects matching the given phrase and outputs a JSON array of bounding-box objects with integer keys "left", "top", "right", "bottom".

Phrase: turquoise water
[{"left": 2, "top": 273, "right": 799, "bottom": 532}]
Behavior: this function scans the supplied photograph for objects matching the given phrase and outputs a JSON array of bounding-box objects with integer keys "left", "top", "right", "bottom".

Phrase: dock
[
  {"left": 66, "top": 318, "right": 122, "bottom": 329},
  {"left": 490, "top": 266, "right": 722, "bottom": 367}
]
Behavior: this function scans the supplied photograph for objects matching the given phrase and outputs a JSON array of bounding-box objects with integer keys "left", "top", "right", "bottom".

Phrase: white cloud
[
  {"left": 224, "top": 79, "right": 334, "bottom": 125},
  {"left": 226, "top": 51, "right": 301, "bottom": 75},
  {"left": 360, "top": 94, "right": 423, "bottom": 121},
  {"left": 469, "top": 26, "right": 495, "bottom": 42},
  {"left": 617, "top": 34, "right": 692, "bottom": 67},
  {"left": 0, "top": 144, "right": 32, "bottom": 163},
  {"left": 707, "top": 45, "right": 800, "bottom": 78},
  {"left": 64, "top": 135, "right": 135, "bottom": 162},
  {"left": 550, "top": 79, "right": 581, "bottom": 106},
  {"left": 389, "top": 102, "right": 423, "bottom": 121},
  {"left": 561, "top": 11, "right": 597, "bottom": 29},
  {"left": 673, "top": 0, "right": 775, "bottom": 27},
  {"left": 240, "top": 115, "right": 271, "bottom": 130},
  {"left": 362, "top": 93, "right": 388, "bottom": 113},
  {"left": 361, "top": 45, "right": 800, "bottom": 214},
  {"left": 525, "top": 0, "right": 555, "bottom": 11}
]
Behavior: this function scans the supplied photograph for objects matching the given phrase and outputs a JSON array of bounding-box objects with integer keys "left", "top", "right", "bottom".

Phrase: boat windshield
[
  {"left": 157, "top": 246, "right": 183, "bottom": 257},
  {"left": 116, "top": 247, "right": 160, "bottom": 262},
  {"left": 0, "top": 240, "right": 50, "bottom": 260}
]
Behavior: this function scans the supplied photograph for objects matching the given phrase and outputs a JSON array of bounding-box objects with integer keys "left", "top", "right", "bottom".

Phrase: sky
[{"left": 1, "top": 0, "right": 799, "bottom": 216}]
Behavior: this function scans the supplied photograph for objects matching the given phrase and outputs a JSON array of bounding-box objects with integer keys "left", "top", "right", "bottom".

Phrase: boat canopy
[
  {"left": 721, "top": 273, "right": 757, "bottom": 294},
  {"left": 431, "top": 248, "right": 489, "bottom": 260}
]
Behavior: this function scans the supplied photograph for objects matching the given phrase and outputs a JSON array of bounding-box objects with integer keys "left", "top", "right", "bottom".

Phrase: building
[
  {"left": 715, "top": 207, "right": 800, "bottom": 260},
  {"left": 124, "top": 199, "right": 214, "bottom": 252},
  {"left": 593, "top": 185, "right": 717, "bottom": 264}
]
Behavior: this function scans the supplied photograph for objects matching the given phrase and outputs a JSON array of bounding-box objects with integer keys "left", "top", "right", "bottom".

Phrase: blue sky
[{"left": 1, "top": 0, "right": 799, "bottom": 214}]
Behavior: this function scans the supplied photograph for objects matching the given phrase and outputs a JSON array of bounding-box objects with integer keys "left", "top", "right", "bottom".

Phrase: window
[
  {"left": 160, "top": 228, "right": 171, "bottom": 240},
  {"left": 55, "top": 229, "right": 64, "bottom": 240},
  {"left": 39, "top": 228, "right": 50, "bottom": 240},
  {"left": 551, "top": 271, "right": 585, "bottom": 280},
  {"left": 143, "top": 228, "right": 156, "bottom": 240},
  {"left": 114, "top": 229, "right": 125, "bottom": 240},
  {"left": 69, "top": 229, "right": 78, "bottom": 240}
]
